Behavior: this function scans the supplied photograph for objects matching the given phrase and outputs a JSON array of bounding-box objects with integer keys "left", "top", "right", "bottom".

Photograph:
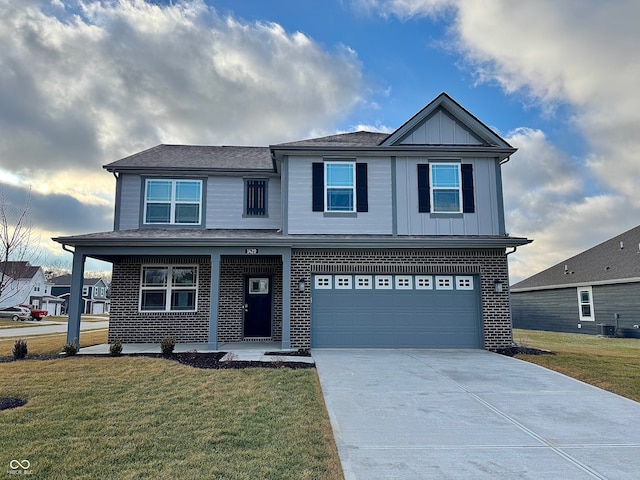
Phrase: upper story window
[
  {"left": 325, "top": 162, "right": 355, "bottom": 212},
  {"left": 245, "top": 179, "right": 267, "bottom": 216},
  {"left": 144, "top": 179, "right": 202, "bottom": 225},
  {"left": 430, "top": 163, "right": 462, "bottom": 213},
  {"left": 418, "top": 163, "right": 474, "bottom": 214}
]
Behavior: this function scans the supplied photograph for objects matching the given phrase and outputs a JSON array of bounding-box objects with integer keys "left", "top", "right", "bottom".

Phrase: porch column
[
  {"left": 208, "top": 252, "right": 221, "bottom": 350},
  {"left": 66, "top": 249, "right": 86, "bottom": 346},
  {"left": 281, "top": 249, "right": 291, "bottom": 349}
]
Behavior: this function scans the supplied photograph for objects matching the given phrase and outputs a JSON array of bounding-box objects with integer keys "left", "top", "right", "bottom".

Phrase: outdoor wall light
[
  {"left": 494, "top": 279, "right": 504, "bottom": 293},
  {"left": 298, "top": 278, "right": 306, "bottom": 292}
]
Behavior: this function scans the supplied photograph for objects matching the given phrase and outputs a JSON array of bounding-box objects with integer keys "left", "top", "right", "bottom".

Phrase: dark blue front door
[{"left": 244, "top": 276, "right": 272, "bottom": 337}]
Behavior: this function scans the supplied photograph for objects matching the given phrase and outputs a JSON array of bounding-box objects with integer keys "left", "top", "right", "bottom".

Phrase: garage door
[{"left": 311, "top": 274, "right": 482, "bottom": 348}]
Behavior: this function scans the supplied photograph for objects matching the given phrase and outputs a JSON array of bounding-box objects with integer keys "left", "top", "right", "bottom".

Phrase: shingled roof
[
  {"left": 274, "top": 131, "right": 390, "bottom": 148},
  {"left": 511, "top": 224, "right": 640, "bottom": 291},
  {"left": 104, "top": 145, "right": 274, "bottom": 172}
]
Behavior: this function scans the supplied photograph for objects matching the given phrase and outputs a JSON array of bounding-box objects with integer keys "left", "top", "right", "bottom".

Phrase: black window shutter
[
  {"left": 461, "top": 164, "right": 475, "bottom": 213},
  {"left": 417, "top": 164, "right": 430, "bottom": 213},
  {"left": 356, "top": 163, "right": 368, "bottom": 212},
  {"left": 312, "top": 163, "right": 324, "bottom": 212}
]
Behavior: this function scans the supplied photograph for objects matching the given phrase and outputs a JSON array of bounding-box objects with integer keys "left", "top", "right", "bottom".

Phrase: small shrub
[
  {"left": 109, "top": 338, "right": 123, "bottom": 356},
  {"left": 13, "top": 338, "right": 28, "bottom": 359},
  {"left": 62, "top": 340, "right": 79, "bottom": 356},
  {"left": 160, "top": 337, "right": 176, "bottom": 355}
]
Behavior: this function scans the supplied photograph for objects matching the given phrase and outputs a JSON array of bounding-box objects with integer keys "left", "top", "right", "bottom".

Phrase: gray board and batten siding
[
  {"left": 511, "top": 282, "right": 640, "bottom": 339},
  {"left": 394, "top": 156, "right": 505, "bottom": 236},
  {"left": 285, "top": 156, "right": 393, "bottom": 235}
]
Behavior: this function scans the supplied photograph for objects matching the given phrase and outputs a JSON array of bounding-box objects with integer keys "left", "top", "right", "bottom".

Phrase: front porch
[{"left": 64, "top": 244, "right": 293, "bottom": 351}]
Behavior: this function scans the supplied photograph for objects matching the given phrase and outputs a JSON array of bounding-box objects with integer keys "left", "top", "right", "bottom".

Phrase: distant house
[
  {"left": 50, "top": 275, "right": 110, "bottom": 314},
  {"left": 0, "top": 261, "right": 64, "bottom": 314},
  {"left": 511, "top": 225, "right": 640, "bottom": 338}
]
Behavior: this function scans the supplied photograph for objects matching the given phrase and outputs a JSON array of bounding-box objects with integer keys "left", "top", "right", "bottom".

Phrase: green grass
[
  {"left": 0, "top": 331, "right": 108, "bottom": 357},
  {"left": 514, "top": 329, "right": 640, "bottom": 402},
  {"left": 1, "top": 357, "right": 342, "bottom": 479},
  {"left": 0, "top": 319, "right": 37, "bottom": 328}
]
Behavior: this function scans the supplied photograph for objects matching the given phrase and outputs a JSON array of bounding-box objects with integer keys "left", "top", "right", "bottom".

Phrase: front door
[{"left": 244, "top": 276, "right": 272, "bottom": 338}]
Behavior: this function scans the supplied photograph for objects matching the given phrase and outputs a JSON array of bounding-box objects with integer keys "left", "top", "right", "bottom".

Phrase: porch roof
[{"left": 53, "top": 228, "right": 531, "bottom": 250}]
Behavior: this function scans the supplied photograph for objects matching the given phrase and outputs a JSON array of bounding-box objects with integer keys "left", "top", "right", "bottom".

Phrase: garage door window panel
[
  {"left": 436, "top": 276, "right": 454, "bottom": 290},
  {"left": 375, "top": 276, "right": 393, "bottom": 289}
]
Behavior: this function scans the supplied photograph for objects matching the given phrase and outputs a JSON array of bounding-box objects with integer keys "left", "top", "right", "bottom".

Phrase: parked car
[
  {"left": 0, "top": 306, "right": 32, "bottom": 321},
  {"left": 20, "top": 305, "right": 48, "bottom": 321}
]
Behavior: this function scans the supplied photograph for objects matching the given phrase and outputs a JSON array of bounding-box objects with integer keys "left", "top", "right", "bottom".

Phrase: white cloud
[
  {"left": 0, "top": 0, "right": 364, "bottom": 271},
  {"left": 363, "top": 0, "right": 640, "bottom": 281},
  {"left": 0, "top": 0, "right": 363, "bottom": 201}
]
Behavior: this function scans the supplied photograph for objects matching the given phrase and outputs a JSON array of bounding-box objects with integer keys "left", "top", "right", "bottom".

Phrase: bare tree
[{"left": 0, "top": 186, "right": 41, "bottom": 303}]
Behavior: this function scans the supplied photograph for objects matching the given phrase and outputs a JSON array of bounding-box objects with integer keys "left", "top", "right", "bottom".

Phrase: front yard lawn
[
  {"left": 1, "top": 356, "right": 342, "bottom": 479},
  {"left": 0, "top": 330, "right": 108, "bottom": 357},
  {"left": 514, "top": 329, "right": 640, "bottom": 402}
]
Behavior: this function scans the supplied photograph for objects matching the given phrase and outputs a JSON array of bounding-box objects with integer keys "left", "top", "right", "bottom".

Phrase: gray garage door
[{"left": 311, "top": 274, "right": 482, "bottom": 348}]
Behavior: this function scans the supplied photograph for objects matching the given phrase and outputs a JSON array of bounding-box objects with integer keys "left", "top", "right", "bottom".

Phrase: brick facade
[
  {"left": 290, "top": 248, "right": 512, "bottom": 350},
  {"left": 109, "top": 256, "right": 211, "bottom": 343},
  {"left": 108, "top": 249, "right": 512, "bottom": 351}
]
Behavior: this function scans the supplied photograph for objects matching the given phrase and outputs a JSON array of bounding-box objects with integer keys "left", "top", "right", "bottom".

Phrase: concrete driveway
[{"left": 313, "top": 349, "right": 640, "bottom": 480}]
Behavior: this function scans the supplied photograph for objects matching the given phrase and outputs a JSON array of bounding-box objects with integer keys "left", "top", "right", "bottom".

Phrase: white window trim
[
  {"left": 143, "top": 179, "right": 203, "bottom": 225},
  {"left": 577, "top": 286, "right": 595, "bottom": 321},
  {"left": 139, "top": 265, "right": 198, "bottom": 312},
  {"left": 324, "top": 161, "right": 356, "bottom": 213},
  {"left": 430, "top": 163, "right": 462, "bottom": 214}
]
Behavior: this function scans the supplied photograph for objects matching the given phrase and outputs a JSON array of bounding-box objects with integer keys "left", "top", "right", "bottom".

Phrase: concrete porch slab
[{"left": 78, "top": 342, "right": 314, "bottom": 364}]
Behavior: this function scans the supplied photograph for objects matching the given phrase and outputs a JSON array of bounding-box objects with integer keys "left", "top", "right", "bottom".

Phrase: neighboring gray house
[
  {"left": 54, "top": 92, "right": 530, "bottom": 350},
  {"left": 511, "top": 225, "right": 640, "bottom": 338},
  {"left": 50, "top": 275, "right": 111, "bottom": 315}
]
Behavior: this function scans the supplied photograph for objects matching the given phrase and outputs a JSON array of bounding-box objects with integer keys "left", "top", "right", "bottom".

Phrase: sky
[{"left": 0, "top": 0, "right": 638, "bottom": 282}]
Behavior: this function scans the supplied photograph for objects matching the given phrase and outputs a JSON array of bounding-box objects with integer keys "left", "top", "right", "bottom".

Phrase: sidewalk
[{"left": 0, "top": 321, "right": 109, "bottom": 338}]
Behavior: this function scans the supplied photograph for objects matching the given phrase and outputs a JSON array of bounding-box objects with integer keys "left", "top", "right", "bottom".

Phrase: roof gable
[
  {"left": 512, "top": 224, "right": 640, "bottom": 291},
  {"left": 382, "top": 92, "right": 512, "bottom": 148}
]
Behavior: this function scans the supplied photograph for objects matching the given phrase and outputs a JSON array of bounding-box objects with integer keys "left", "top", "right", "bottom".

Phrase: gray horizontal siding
[
  {"left": 395, "top": 157, "right": 502, "bottom": 235},
  {"left": 117, "top": 174, "right": 141, "bottom": 231},
  {"left": 286, "top": 157, "right": 392, "bottom": 234},
  {"left": 512, "top": 283, "right": 640, "bottom": 338},
  {"left": 206, "top": 177, "right": 281, "bottom": 229}
]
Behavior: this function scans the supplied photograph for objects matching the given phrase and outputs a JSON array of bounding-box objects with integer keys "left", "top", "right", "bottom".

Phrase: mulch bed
[
  {"left": 0, "top": 352, "right": 314, "bottom": 370},
  {"left": 494, "top": 346, "right": 555, "bottom": 357},
  {"left": 0, "top": 397, "right": 27, "bottom": 411}
]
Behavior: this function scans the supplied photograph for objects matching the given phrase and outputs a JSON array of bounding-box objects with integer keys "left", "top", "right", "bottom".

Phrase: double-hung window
[
  {"left": 325, "top": 162, "right": 355, "bottom": 212},
  {"left": 430, "top": 163, "right": 462, "bottom": 213},
  {"left": 144, "top": 179, "right": 202, "bottom": 225},
  {"left": 140, "top": 266, "right": 198, "bottom": 312},
  {"left": 577, "top": 286, "right": 595, "bottom": 321}
]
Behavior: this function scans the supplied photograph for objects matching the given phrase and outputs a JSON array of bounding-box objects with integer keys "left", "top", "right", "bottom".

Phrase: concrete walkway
[
  {"left": 314, "top": 349, "right": 640, "bottom": 480},
  {"left": 79, "top": 341, "right": 315, "bottom": 364}
]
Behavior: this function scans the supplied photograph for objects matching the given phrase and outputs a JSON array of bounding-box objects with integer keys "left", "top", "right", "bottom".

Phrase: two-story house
[
  {"left": 50, "top": 275, "right": 110, "bottom": 315},
  {"left": 54, "top": 93, "right": 530, "bottom": 350}
]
